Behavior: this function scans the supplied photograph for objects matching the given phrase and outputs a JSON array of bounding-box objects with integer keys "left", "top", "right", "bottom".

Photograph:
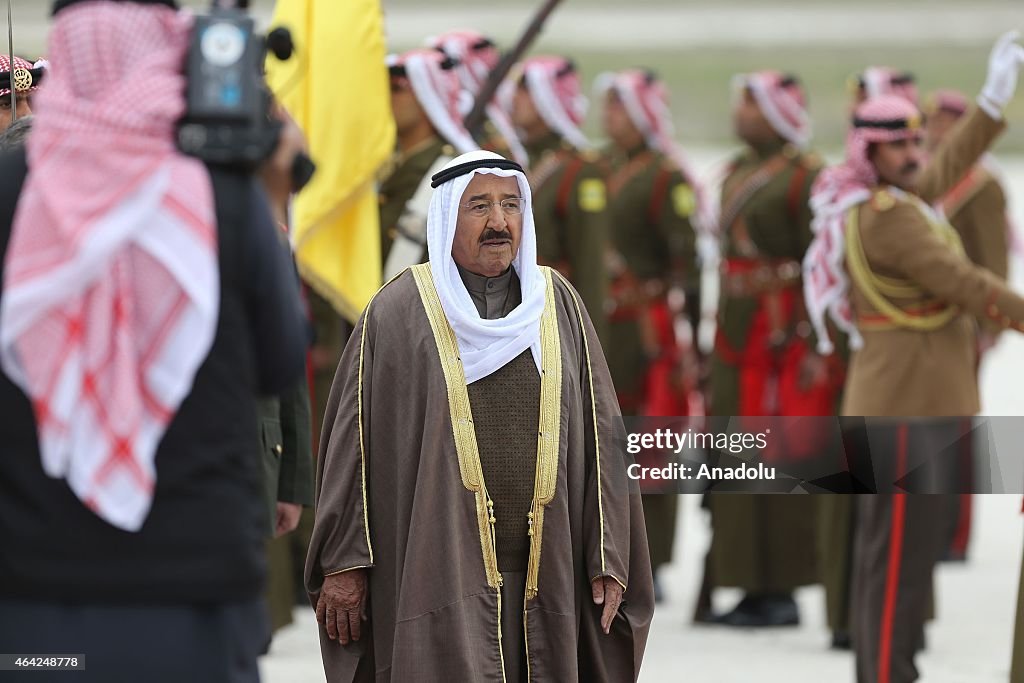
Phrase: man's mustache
[
  {"left": 900, "top": 161, "right": 920, "bottom": 175},
  {"left": 479, "top": 228, "right": 512, "bottom": 243}
]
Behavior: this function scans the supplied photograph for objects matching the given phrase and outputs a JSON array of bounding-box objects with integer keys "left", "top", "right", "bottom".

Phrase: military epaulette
[
  {"left": 870, "top": 189, "right": 897, "bottom": 212},
  {"left": 577, "top": 148, "right": 603, "bottom": 164}
]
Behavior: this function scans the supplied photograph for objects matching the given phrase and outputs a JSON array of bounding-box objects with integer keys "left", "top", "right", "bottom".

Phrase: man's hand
[
  {"left": 316, "top": 569, "right": 368, "bottom": 645},
  {"left": 274, "top": 502, "right": 303, "bottom": 537},
  {"left": 259, "top": 104, "right": 308, "bottom": 225},
  {"left": 979, "top": 30, "right": 1024, "bottom": 119},
  {"left": 591, "top": 576, "right": 624, "bottom": 635}
]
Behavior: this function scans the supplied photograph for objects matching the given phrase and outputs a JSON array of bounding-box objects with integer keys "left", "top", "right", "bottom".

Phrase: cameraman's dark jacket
[{"left": 0, "top": 148, "right": 309, "bottom": 605}]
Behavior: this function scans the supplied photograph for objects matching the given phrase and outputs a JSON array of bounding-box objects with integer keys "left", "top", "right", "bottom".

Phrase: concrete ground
[{"left": 260, "top": 498, "right": 1023, "bottom": 683}]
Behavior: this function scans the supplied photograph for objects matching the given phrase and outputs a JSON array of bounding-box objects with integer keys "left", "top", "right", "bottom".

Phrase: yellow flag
[{"left": 266, "top": 0, "right": 394, "bottom": 322}]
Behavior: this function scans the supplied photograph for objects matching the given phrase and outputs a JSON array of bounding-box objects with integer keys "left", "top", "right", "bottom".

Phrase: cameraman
[{"left": 0, "top": 1, "right": 309, "bottom": 681}]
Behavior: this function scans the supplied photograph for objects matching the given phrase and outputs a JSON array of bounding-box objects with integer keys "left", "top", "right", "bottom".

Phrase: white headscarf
[
  {"left": 427, "top": 151, "right": 547, "bottom": 384},
  {"left": 733, "top": 70, "right": 813, "bottom": 150},
  {"left": 388, "top": 49, "right": 478, "bottom": 155},
  {"left": 520, "top": 56, "right": 591, "bottom": 150}
]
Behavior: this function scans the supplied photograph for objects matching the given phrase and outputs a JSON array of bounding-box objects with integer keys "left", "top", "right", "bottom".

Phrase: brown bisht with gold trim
[{"left": 306, "top": 264, "right": 653, "bottom": 682}]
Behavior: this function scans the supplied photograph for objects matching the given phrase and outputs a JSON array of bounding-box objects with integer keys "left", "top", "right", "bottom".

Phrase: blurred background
[
  {"left": 12, "top": 0, "right": 1024, "bottom": 152},
  {"left": 11, "top": 1, "right": 1024, "bottom": 681}
]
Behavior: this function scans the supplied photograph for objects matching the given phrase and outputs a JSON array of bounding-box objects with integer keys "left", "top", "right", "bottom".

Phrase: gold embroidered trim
[
  {"left": 526, "top": 267, "right": 563, "bottom": 601},
  {"left": 353, "top": 267, "right": 411, "bottom": 565},
  {"left": 410, "top": 264, "right": 502, "bottom": 588},
  {"left": 846, "top": 204, "right": 960, "bottom": 332},
  {"left": 552, "top": 270, "right": 607, "bottom": 575},
  {"left": 324, "top": 564, "right": 371, "bottom": 577},
  {"left": 590, "top": 573, "right": 628, "bottom": 592},
  {"left": 496, "top": 581, "right": 507, "bottom": 683},
  {"left": 523, "top": 594, "right": 532, "bottom": 682}
]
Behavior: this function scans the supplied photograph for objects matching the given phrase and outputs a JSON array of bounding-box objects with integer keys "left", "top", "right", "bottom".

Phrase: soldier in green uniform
[
  {"left": 510, "top": 55, "right": 610, "bottom": 341},
  {"left": 706, "top": 71, "right": 837, "bottom": 627},
  {"left": 379, "top": 48, "right": 478, "bottom": 282},
  {"left": 849, "top": 66, "right": 918, "bottom": 109},
  {"left": 291, "top": 47, "right": 479, "bottom": 597},
  {"left": 253, "top": 197, "right": 316, "bottom": 637},
  {"left": 599, "top": 68, "right": 705, "bottom": 599},
  {"left": 261, "top": 379, "right": 314, "bottom": 635},
  {"left": 429, "top": 30, "right": 529, "bottom": 168}
]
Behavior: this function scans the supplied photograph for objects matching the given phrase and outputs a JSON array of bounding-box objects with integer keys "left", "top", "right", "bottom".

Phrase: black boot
[
  {"left": 831, "top": 630, "right": 852, "bottom": 650},
  {"left": 715, "top": 593, "right": 800, "bottom": 628}
]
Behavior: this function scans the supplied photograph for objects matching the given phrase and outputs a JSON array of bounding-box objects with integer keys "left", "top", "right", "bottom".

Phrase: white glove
[{"left": 979, "top": 30, "right": 1024, "bottom": 119}]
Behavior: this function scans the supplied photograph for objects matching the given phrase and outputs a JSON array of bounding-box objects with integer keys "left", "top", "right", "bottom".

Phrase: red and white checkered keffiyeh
[
  {"left": 596, "top": 68, "right": 714, "bottom": 238},
  {"left": 803, "top": 95, "right": 922, "bottom": 354},
  {"left": 925, "top": 88, "right": 969, "bottom": 118},
  {"left": 0, "top": 54, "right": 42, "bottom": 98},
  {"left": 427, "top": 30, "right": 528, "bottom": 167},
  {"left": 519, "top": 55, "right": 590, "bottom": 151},
  {"left": 734, "top": 70, "right": 812, "bottom": 150},
  {"left": 858, "top": 66, "right": 918, "bottom": 105},
  {"left": 0, "top": 1, "right": 218, "bottom": 531},
  {"left": 388, "top": 48, "right": 477, "bottom": 155}
]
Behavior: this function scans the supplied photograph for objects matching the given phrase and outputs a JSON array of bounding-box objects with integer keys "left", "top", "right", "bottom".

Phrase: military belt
[{"left": 720, "top": 258, "right": 802, "bottom": 298}]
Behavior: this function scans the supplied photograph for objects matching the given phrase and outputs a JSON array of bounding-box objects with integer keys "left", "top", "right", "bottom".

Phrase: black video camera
[{"left": 177, "top": 0, "right": 315, "bottom": 191}]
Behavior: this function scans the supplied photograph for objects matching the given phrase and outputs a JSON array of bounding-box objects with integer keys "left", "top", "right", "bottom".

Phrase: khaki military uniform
[
  {"left": 842, "top": 110, "right": 1021, "bottom": 417},
  {"left": 526, "top": 132, "right": 610, "bottom": 341},
  {"left": 942, "top": 164, "right": 1010, "bottom": 309},
  {"left": 605, "top": 144, "right": 700, "bottom": 572},
  {"left": 707, "top": 140, "right": 826, "bottom": 599},
  {"left": 841, "top": 107, "right": 1024, "bottom": 683},
  {"left": 817, "top": 140, "right": 1011, "bottom": 645},
  {"left": 939, "top": 163, "right": 1008, "bottom": 568}
]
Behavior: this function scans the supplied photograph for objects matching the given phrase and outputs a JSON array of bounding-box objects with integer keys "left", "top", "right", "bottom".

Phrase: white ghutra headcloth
[{"left": 426, "top": 151, "right": 547, "bottom": 384}]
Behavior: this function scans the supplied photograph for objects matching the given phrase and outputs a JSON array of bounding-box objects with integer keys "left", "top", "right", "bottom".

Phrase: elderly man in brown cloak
[{"left": 305, "top": 150, "right": 654, "bottom": 682}]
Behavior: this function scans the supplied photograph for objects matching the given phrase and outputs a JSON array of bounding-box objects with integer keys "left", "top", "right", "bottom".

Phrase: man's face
[
  {"left": 732, "top": 88, "right": 776, "bottom": 146},
  {"left": 0, "top": 93, "right": 31, "bottom": 133},
  {"left": 389, "top": 77, "right": 426, "bottom": 136},
  {"left": 511, "top": 82, "right": 543, "bottom": 136},
  {"left": 602, "top": 90, "right": 641, "bottom": 149},
  {"left": 451, "top": 173, "right": 523, "bottom": 278},
  {"left": 924, "top": 109, "right": 958, "bottom": 153},
  {"left": 870, "top": 136, "right": 924, "bottom": 190}
]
